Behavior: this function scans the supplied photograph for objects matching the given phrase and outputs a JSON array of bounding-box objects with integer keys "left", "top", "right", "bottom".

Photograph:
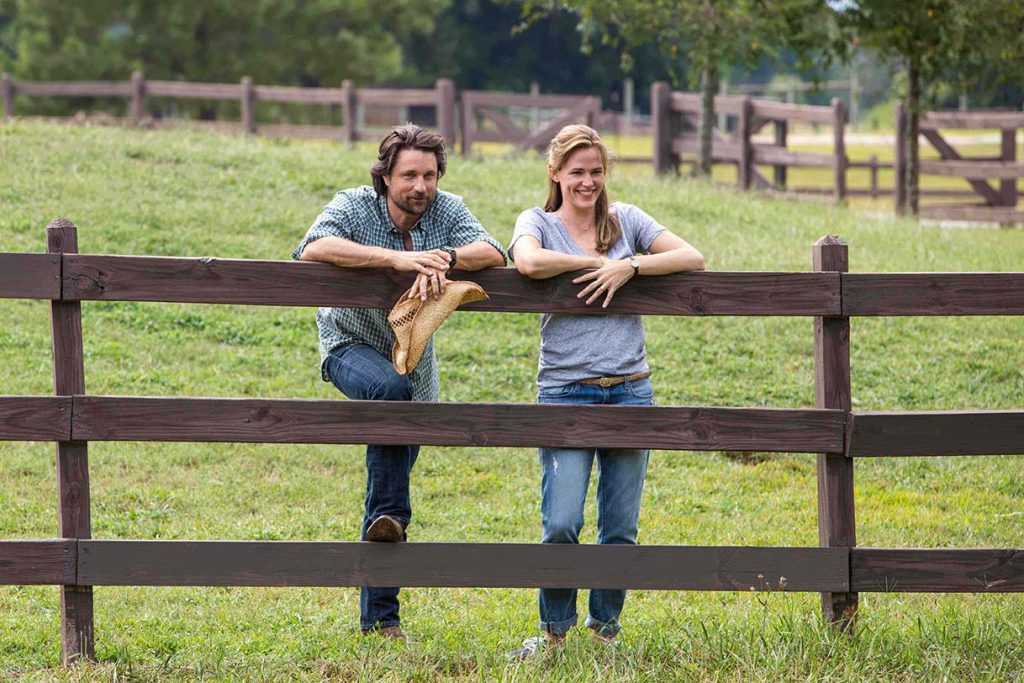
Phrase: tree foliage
[
  {"left": 835, "top": 0, "right": 1024, "bottom": 212},
  {"left": 0, "top": 0, "right": 449, "bottom": 85},
  {"left": 521, "top": 0, "right": 835, "bottom": 175}
]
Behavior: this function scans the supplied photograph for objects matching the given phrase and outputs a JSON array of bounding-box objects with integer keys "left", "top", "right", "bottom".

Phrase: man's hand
[
  {"left": 408, "top": 267, "right": 448, "bottom": 301},
  {"left": 389, "top": 249, "right": 451, "bottom": 275}
]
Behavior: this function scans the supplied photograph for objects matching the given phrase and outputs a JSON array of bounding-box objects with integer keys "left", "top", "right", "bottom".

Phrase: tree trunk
[
  {"left": 697, "top": 63, "right": 719, "bottom": 178},
  {"left": 907, "top": 56, "right": 921, "bottom": 215}
]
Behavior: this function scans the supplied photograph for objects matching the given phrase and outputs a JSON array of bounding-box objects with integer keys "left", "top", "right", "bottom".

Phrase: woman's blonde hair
[{"left": 545, "top": 124, "right": 621, "bottom": 253}]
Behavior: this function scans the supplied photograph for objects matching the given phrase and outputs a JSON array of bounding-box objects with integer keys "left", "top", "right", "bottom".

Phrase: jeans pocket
[
  {"left": 538, "top": 383, "right": 576, "bottom": 401},
  {"left": 625, "top": 377, "right": 654, "bottom": 401}
]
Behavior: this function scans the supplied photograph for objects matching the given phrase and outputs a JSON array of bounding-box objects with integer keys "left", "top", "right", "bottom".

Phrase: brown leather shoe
[
  {"left": 362, "top": 625, "right": 407, "bottom": 642},
  {"left": 365, "top": 515, "right": 405, "bottom": 542}
]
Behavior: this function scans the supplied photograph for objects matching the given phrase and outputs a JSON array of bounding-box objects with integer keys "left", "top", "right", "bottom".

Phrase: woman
[{"left": 509, "top": 125, "right": 704, "bottom": 655}]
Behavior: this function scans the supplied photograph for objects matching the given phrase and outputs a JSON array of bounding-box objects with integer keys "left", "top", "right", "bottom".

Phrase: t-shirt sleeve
[
  {"left": 291, "top": 192, "right": 355, "bottom": 261},
  {"left": 617, "top": 203, "right": 667, "bottom": 253},
  {"left": 508, "top": 208, "right": 546, "bottom": 262},
  {"left": 444, "top": 199, "right": 507, "bottom": 263}
]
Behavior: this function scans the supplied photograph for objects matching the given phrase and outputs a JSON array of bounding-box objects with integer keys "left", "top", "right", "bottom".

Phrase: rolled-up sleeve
[
  {"left": 292, "top": 193, "right": 355, "bottom": 261},
  {"left": 445, "top": 201, "right": 507, "bottom": 264}
]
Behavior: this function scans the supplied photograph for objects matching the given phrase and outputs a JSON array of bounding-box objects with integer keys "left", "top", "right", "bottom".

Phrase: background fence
[
  {"left": 1, "top": 220, "right": 1023, "bottom": 665},
  {"left": 2, "top": 72, "right": 1021, "bottom": 224}
]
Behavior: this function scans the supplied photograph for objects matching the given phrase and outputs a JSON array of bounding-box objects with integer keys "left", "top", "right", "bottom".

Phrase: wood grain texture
[
  {"left": 0, "top": 396, "right": 71, "bottom": 440},
  {"left": 843, "top": 273, "right": 1024, "bottom": 316},
  {"left": 0, "top": 254, "right": 61, "bottom": 299},
  {"left": 77, "top": 541, "right": 849, "bottom": 591},
  {"left": 813, "top": 236, "right": 857, "bottom": 627},
  {"left": 852, "top": 549, "right": 1024, "bottom": 592},
  {"left": 847, "top": 411, "right": 1024, "bottom": 457},
  {"left": 62, "top": 255, "right": 841, "bottom": 316},
  {"left": 71, "top": 396, "right": 846, "bottom": 452},
  {"left": 0, "top": 540, "right": 77, "bottom": 584}
]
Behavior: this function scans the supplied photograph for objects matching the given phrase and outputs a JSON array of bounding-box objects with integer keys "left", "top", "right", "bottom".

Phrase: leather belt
[{"left": 577, "top": 371, "right": 651, "bottom": 388}]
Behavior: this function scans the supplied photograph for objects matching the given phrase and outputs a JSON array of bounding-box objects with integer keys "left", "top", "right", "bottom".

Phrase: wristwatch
[
  {"left": 442, "top": 246, "right": 457, "bottom": 269},
  {"left": 628, "top": 254, "right": 640, "bottom": 275}
]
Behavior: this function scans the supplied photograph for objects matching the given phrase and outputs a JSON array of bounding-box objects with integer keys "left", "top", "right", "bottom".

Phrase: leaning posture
[
  {"left": 293, "top": 124, "right": 505, "bottom": 640},
  {"left": 508, "top": 124, "right": 704, "bottom": 655}
]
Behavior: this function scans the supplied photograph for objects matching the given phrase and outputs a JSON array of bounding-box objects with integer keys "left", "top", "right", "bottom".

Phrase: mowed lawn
[{"left": 1, "top": 121, "right": 1023, "bottom": 681}]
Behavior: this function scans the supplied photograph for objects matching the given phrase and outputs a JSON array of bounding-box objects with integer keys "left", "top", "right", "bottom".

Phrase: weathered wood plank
[
  {"left": 848, "top": 411, "right": 1024, "bottom": 457},
  {"left": 0, "top": 396, "right": 72, "bottom": 440},
  {"left": 464, "top": 91, "right": 591, "bottom": 109},
  {"left": 47, "top": 218, "right": 94, "bottom": 664},
  {"left": 753, "top": 146, "right": 833, "bottom": 168},
  {"left": 921, "top": 130, "right": 1002, "bottom": 205},
  {"left": 78, "top": 541, "right": 849, "bottom": 591},
  {"left": 62, "top": 255, "right": 841, "bottom": 316},
  {"left": 918, "top": 205, "right": 1024, "bottom": 224},
  {"left": 919, "top": 159, "right": 1024, "bottom": 180},
  {"left": 843, "top": 273, "right": 1024, "bottom": 316},
  {"left": 252, "top": 85, "right": 344, "bottom": 105},
  {"left": 146, "top": 81, "right": 241, "bottom": 100},
  {"left": 0, "top": 540, "right": 77, "bottom": 585},
  {"left": 813, "top": 236, "right": 857, "bottom": 628},
  {"left": 921, "top": 111, "right": 1024, "bottom": 130},
  {"left": 673, "top": 137, "right": 741, "bottom": 162},
  {"left": 71, "top": 396, "right": 845, "bottom": 452},
  {"left": 670, "top": 92, "right": 746, "bottom": 116},
  {"left": 852, "top": 549, "right": 1024, "bottom": 592},
  {"left": 15, "top": 81, "right": 132, "bottom": 97},
  {"left": 750, "top": 100, "right": 834, "bottom": 124},
  {"left": 0, "top": 253, "right": 61, "bottom": 299}
]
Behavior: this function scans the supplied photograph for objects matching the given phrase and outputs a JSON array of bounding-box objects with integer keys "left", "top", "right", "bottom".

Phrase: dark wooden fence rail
[{"left": 2, "top": 224, "right": 1024, "bottom": 665}]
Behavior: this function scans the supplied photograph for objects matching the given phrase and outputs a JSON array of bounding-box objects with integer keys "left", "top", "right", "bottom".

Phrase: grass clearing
[{"left": 1, "top": 121, "right": 1023, "bottom": 681}]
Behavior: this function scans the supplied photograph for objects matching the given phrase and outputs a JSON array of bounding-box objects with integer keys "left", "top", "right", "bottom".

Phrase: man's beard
[{"left": 391, "top": 190, "right": 434, "bottom": 216}]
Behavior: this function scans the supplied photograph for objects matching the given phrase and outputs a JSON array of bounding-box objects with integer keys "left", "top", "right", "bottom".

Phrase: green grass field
[{"left": 1, "top": 121, "right": 1023, "bottom": 681}]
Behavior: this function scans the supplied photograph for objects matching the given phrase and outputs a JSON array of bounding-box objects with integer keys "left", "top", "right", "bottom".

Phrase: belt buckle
[{"left": 597, "top": 377, "right": 614, "bottom": 388}]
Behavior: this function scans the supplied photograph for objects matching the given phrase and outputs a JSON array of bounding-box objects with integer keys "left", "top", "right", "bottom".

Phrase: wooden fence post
[
  {"left": 813, "top": 235, "right": 857, "bottom": 632},
  {"left": 1000, "top": 125, "right": 1017, "bottom": 227},
  {"left": 130, "top": 70, "right": 145, "bottom": 125},
  {"left": 869, "top": 155, "right": 879, "bottom": 199},
  {"left": 341, "top": 80, "right": 356, "bottom": 146},
  {"left": 774, "top": 120, "right": 788, "bottom": 190},
  {"left": 2, "top": 73, "right": 13, "bottom": 119},
  {"left": 460, "top": 95, "right": 474, "bottom": 157},
  {"left": 436, "top": 78, "right": 456, "bottom": 150},
  {"left": 240, "top": 76, "right": 255, "bottom": 134},
  {"left": 832, "top": 98, "right": 847, "bottom": 203},
  {"left": 894, "top": 101, "right": 908, "bottom": 214},
  {"left": 47, "top": 218, "right": 94, "bottom": 664},
  {"left": 652, "top": 81, "right": 673, "bottom": 175},
  {"left": 738, "top": 97, "right": 753, "bottom": 190}
]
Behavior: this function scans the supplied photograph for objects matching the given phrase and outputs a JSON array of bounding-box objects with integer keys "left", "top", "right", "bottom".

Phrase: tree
[
  {"left": 520, "top": 0, "right": 834, "bottom": 176},
  {"left": 0, "top": 0, "right": 450, "bottom": 116},
  {"left": 836, "top": 0, "right": 1024, "bottom": 214}
]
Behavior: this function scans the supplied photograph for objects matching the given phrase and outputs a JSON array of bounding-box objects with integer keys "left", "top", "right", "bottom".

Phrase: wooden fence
[
  {"left": 2, "top": 220, "right": 1024, "bottom": 664},
  {"left": 459, "top": 90, "right": 600, "bottom": 156},
  {"left": 651, "top": 82, "right": 848, "bottom": 201},
  {"left": 0, "top": 72, "right": 457, "bottom": 147},
  {"left": 896, "top": 105, "right": 1024, "bottom": 225}
]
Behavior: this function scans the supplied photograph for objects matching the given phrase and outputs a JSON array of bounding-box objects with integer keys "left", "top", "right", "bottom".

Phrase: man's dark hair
[{"left": 370, "top": 124, "right": 447, "bottom": 196}]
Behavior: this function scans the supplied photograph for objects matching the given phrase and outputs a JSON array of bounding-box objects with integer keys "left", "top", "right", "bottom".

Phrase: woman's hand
[{"left": 572, "top": 257, "right": 635, "bottom": 308}]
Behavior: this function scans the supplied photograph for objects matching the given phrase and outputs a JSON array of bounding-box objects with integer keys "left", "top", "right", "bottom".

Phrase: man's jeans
[
  {"left": 536, "top": 377, "right": 653, "bottom": 639},
  {"left": 324, "top": 343, "right": 419, "bottom": 632}
]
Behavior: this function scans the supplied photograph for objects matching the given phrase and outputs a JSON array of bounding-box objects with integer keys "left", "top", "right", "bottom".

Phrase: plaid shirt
[{"left": 292, "top": 185, "right": 505, "bottom": 401}]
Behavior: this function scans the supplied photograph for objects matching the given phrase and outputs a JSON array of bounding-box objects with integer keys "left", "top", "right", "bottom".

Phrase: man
[{"left": 292, "top": 124, "right": 506, "bottom": 640}]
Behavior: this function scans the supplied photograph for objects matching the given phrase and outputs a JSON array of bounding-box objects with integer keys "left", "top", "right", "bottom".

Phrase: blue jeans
[
  {"left": 323, "top": 343, "right": 419, "bottom": 632},
  {"left": 537, "top": 377, "right": 653, "bottom": 638}
]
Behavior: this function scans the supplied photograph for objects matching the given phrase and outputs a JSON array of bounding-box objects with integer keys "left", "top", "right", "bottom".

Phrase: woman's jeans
[
  {"left": 324, "top": 344, "right": 418, "bottom": 632},
  {"left": 537, "top": 376, "right": 653, "bottom": 639}
]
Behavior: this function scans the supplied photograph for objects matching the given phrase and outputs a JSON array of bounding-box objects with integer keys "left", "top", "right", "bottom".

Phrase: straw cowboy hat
[{"left": 387, "top": 280, "right": 488, "bottom": 375}]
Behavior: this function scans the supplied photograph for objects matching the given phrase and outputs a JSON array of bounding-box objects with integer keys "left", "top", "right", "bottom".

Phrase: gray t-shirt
[{"left": 509, "top": 202, "right": 666, "bottom": 388}]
